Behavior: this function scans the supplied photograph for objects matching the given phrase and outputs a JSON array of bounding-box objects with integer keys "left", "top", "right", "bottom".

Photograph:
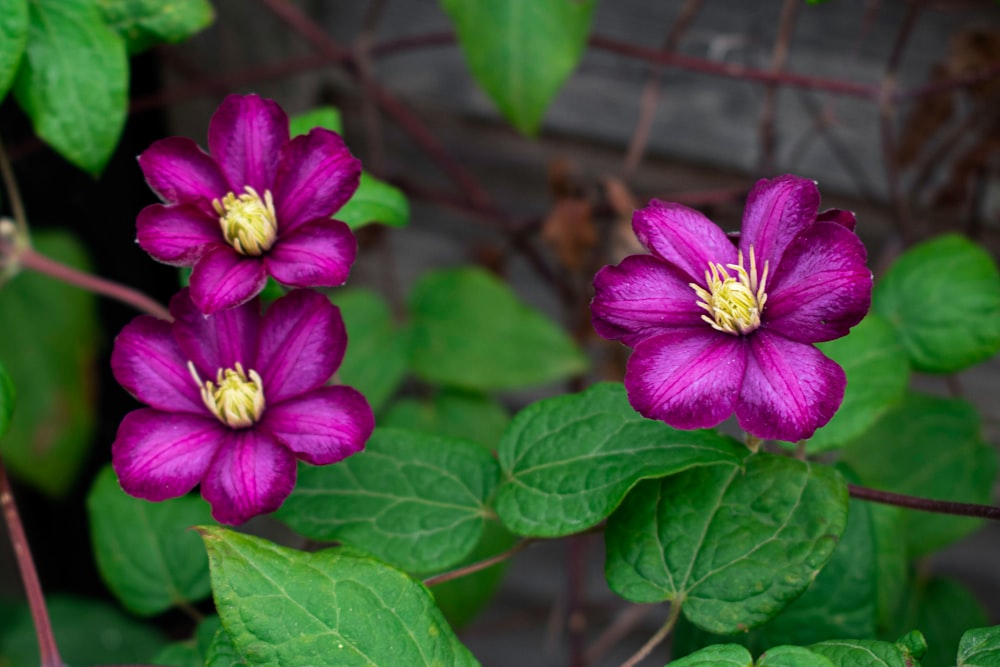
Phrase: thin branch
[
  {"left": 757, "top": 0, "right": 802, "bottom": 175},
  {"left": 622, "top": 0, "right": 705, "bottom": 176},
  {"left": 585, "top": 604, "right": 657, "bottom": 664},
  {"left": 0, "top": 138, "right": 29, "bottom": 239},
  {"left": 18, "top": 248, "right": 172, "bottom": 321},
  {"left": 848, "top": 484, "right": 1000, "bottom": 520},
  {"left": 423, "top": 539, "right": 535, "bottom": 587},
  {"left": 618, "top": 602, "right": 682, "bottom": 667},
  {"left": 1, "top": 455, "right": 64, "bottom": 667}
]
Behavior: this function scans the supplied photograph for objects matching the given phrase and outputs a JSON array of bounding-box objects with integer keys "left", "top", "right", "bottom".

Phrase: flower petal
[
  {"left": 111, "top": 315, "right": 205, "bottom": 413},
  {"left": 591, "top": 254, "right": 705, "bottom": 346},
  {"left": 171, "top": 287, "right": 261, "bottom": 374},
  {"left": 625, "top": 329, "right": 747, "bottom": 430},
  {"left": 200, "top": 429, "right": 297, "bottom": 525},
  {"left": 207, "top": 94, "right": 289, "bottom": 195},
  {"left": 736, "top": 331, "right": 846, "bottom": 442},
  {"left": 272, "top": 128, "right": 361, "bottom": 232},
  {"left": 113, "top": 409, "right": 224, "bottom": 501},
  {"left": 257, "top": 290, "right": 346, "bottom": 403},
  {"left": 765, "top": 221, "right": 872, "bottom": 343},
  {"left": 189, "top": 246, "right": 268, "bottom": 314},
  {"left": 632, "top": 199, "right": 737, "bottom": 282},
  {"left": 265, "top": 219, "right": 356, "bottom": 288},
  {"left": 260, "top": 386, "right": 373, "bottom": 465},
  {"left": 136, "top": 203, "right": 224, "bottom": 266},
  {"left": 817, "top": 208, "right": 856, "bottom": 231},
  {"left": 740, "top": 175, "right": 821, "bottom": 268},
  {"left": 137, "top": 136, "right": 228, "bottom": 210}
]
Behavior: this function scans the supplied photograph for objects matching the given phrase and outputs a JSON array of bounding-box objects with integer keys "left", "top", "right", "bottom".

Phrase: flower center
[
  {"left": 188, "top": 361, "right": 265, "bottom": 428},
  {"left": 213, "top": 186, "right": 278, "bottom": 256},
  {"left": 690, "top": 247, "right": 769, "bottom": 336}
]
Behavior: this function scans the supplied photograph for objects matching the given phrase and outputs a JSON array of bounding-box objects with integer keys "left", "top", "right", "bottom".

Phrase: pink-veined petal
[
  {"left": 112, "top": 409, "right": 225, "bottom": 501},
  {"left": 765, "top": 221, "right": 872, "bottom": 343},
  {"left": 273, "top": 128, "right": 361, "bottom": 232},
  {"left": 111, "top": 315, "right": 205, "bottom": 413},
  {"left": 625, "top": 329, "right": 747, "bottom": 430},
  {"left": 171, "top": 287, "right": 261, "bottom": 375},
  {"left": 740, "top": 175, "right": 821, "bottom": 269},
  {"left": 136, "top": 203, "right": 224, "bottom": 266},
  {"left": 259, "top": 386, "right": 373, "bottom": 465},
  {"left": 207, "top": 94, "right": 289, "bottom": 195},
  {"left": 817, "top": 208, "right": 856, "bottom": 231},
  {"left": 632, "top": 199, "right": 738, "bottom": 283},
  {"left": 736, "top": 331, "right": 846, "bottom": 442},
  {"left": 591, "top": 255, "right": 705, "bottom": 346},
  {"left": 189, "top": 246, "right": 268, "bottom": 314},
  {"left": 257, "top": 290, "right": 346, "bottom": 403},
  {"left": 265, "top": 219, "right": 356, "bottom": 288},
  {"left": 137, "top": 136, "right": 228, "bottom": 211},
  {"left": 201, "top": 428, "right": 297, "bottom": 525}
]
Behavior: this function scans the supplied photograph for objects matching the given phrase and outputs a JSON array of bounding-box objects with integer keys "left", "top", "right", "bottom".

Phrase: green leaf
[
  {"left": 152, "top": 641, "right": 203, "bottom": 667},
  {"left": 0, "top": 0, "right": 28, "bottom": 101},
  {"left": 409, "top": 267, "right": 587, "bottom": 390},
  {"left": 439, "top": 0, "right": 596, "bottom": 135},
  {"left": 330, "top": 288, "right": 408, "bottom": 413},
  {"left": 290, "top": 106, "right": 343, "bottom": 136},
  {"left": 339, "top": 172, "right": 411, "bottom": 230},
  {"left": 605, "top": 453, "right": 848, "bottom": 634},
  {"left": 667, "top": 644, "right": 753, "bottom": 667},
  {"left": 957, "top": 626, "right": 1000, "bottom": 667},
  {"left": 201, "top": 527, "right": 480, "bottom": 667},
  {"left": 278, "top": 427, "right": 500, "bottom": 573},
  {"left": 0, "top": 595, "right": 167, "bottom": 665},
  {"left": 87, "top": 465, "right": 214, "bottom": 616},
  {"left": 428, "top": 518, "right": 516, "bottom": 628},
  {"left": 495, "top": 382, "right": 746, "bottom": 537},
  {"left": 841, "top": 392, "right": 997, "bottom": 557},
  {"left": 0, "top": 231, "right": 98, "bottom": 496},
  {"left": 382, "top": 389, "right": 509, "bottom": 450},
  {"left": 810, "top": 313, "right": 909, "bottom": 452},
  {"left": 13, "top": 0, "right": 127, "bottom": 175},
  {"left": 869, "top": 504, "right": 906, "bottom": 632},
  {"left": 0, "top": 362, "right": 13, "bottom": 440},
  {"left": 873, "top": 234, "right": 1000, "bottom": 373},
  {"left": 882, "top": 577, "right": 988, "bottom": 667},
  {"left": 758, "top": 646, "right": 835, "bottom": 667},
  {"left": 809, "top": 637, "right": 923, "bottom": 667},
  {"left": 206, "top": 626, "right": 245, "bottom": 667},
  {"left": 98, "top": 0, "right": 213, "bottom": 54}
]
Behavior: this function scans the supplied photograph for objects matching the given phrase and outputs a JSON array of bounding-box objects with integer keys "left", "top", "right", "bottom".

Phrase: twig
[
  {"left": 622, "top": 0, "right": 705, "bottom": 177},
  {"left": 585, "top": 604, "right": 657, "bottom": 664},
  {"left": 757, "top": 0, "right": 802, "bottom": 175},
  {"left": 1, "top": 454, "right": 64, "bottom": 667},
  {"left": 423, "top": 538, "right": 535, "bottom": 587},
  {"left": 618, "top": 602, "right": 682, "bottom": 667},
  {"left": 0, "top": 138, "right": 28, "bottom": 238},
  {"left": 848, "top": 484, "right": 1000, "bottom": 520},
  {"left": 18, "top": 248, "right": 172, "bottom": 321}
]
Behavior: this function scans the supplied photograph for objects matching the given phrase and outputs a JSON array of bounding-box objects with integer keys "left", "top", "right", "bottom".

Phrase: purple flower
[
  {"left": 591, "top": 175, "right": 872, "bottom": 442},
  {"left": 136, "top": 94, "right": 361, "bottom": 314},
  {"left": 111, "top": 288, "right": 374, "bottom": 524}
]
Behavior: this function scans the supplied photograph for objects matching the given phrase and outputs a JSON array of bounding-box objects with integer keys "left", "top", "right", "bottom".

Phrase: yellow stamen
[
  {"left": 188, "top": 361, "right": 265, "bottom": 428},
  {"left": 689, "top": 247, "right": 769, "bottom": 336},
  {"left": 213, "top": 186, "right": 278, "bottom": 256}
]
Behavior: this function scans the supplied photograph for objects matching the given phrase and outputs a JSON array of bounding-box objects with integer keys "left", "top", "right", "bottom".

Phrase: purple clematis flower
[
  {"left": 111, "top": 288, "right": 374, "bottom": 524},
  {"left": 591, "top": 175, "right": 872, "bottom": 443},
  {"left": 136, "top": 94, "right": 361, "bottom": 314}
]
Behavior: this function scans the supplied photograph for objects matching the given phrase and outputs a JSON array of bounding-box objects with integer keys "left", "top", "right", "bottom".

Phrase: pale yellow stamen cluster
[
  {"left": 188, "top": 361, "right": 265, "bottom": 428},
  {"left": 690, "top": 247, "right": 769, "bottom": 336},
  {"left": 213, "top": 186, "right": 278, "bottom": 256}
]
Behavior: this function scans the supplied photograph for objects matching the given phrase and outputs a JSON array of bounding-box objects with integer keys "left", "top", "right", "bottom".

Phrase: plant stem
[
  {"left": 423, "top": 539, "right": 534, "bottom": 587},
  {"left": 0, "top": 454, "right": 64, "bottom": 667},
  {"left": 0, "top": 138, "right": 28, "bottom": 239},
  {"left": 18, "top": 247, "right": 172, "bottom": 321},
  {"left": 618, "top": 601, "right": 682, "bottom": 667},
  {"left": 848, "top": 484, "right": 1000, "bottom": 520}
]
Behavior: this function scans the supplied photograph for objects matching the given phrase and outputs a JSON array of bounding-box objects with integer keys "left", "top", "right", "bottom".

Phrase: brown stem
[
  {"left": 584, "top": 604, "right": 657, "bottom": 664},
  {"left": 618, "top": 602, "right": 682, "bottom": 667},
  {"left": 423, "top": 538, "right": 534, "bottom": 587},
  {"left": 848, "top": 484, "right": 1000, "bottom": 520},
  {"left": 18, "top": 248, "right": 172, "bottom": 321},
  {"left": 622, "top": 0, "right": 705, "bottom": 176},
  {"left": 1, "top": 454, "right": 64, "bottom": 667},
  {"left": 757, "top": 0, "right": 802, "bottom": 175}
]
